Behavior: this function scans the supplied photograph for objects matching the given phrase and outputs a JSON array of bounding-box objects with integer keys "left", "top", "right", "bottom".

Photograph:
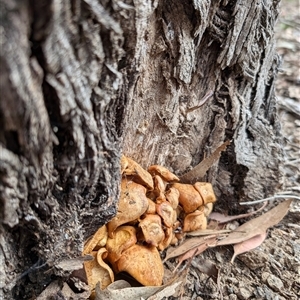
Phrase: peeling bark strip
[{"left": 0, "top": 0, "right": 282, "bottom": 299}]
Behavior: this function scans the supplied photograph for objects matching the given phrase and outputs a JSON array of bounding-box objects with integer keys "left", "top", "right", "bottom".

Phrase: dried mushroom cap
[
  {"left": 122, "top": 157, "right": 154, "bottom": 190},
  {"left": 117, "top": 244, "right": 164, "bottom": 286},
  {"left": 153, "top": 175, "right": 166, "bottom": 196},
  {"left": 84, "top": 250, "right": 114, "bottom": 292},
  {"left": 158, "top": 226, "right": 174, "bottom": 251},
  {"left": 204, "top": 202, "right": 214, "bottom": 216},
  {"left": 165, "top": 187, "right": 180, "bottom": 209},
  {"left": 156, "top": 201, "right": 175, "bottom": 227},
  {"left": 183, "top": 210, "right": 207, "bottom": 232},
  {"left": 172, "top": 183, "right": 203, "bottom": 213},
  {"left": 106, "top": 226, "right": 137, "bottom": 264},
  {"left": 148, "top": 165, "right": 180, "bottom": 182},
  {"left": 107, "top": 179, "right": 148, "bottom": 237},
  {"left": 146, "top": 198, "right": 156, "bottom": 214},
  {"left": 194, "top": 182, "right": 216, "bottom": 204},
  {"left": 83, "top": 225, "right": 107, "bottom": 255},
  {"left": 139, "top": 214, "right": 165, "bottom": 247}
]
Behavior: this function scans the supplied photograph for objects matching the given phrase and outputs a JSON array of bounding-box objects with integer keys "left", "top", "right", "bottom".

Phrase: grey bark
[{"left": 0, "top": 0, "right": 283, "bottom": 298}]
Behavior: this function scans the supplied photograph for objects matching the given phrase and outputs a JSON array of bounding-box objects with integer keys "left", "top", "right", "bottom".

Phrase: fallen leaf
[
  {"left": 84, "top": 250, "right": 114, "bottom": 292},
  {"left": 186, "top": 229, "right": 231, "bottom": 237},
  {"left": 231, "top": 231, "right": 267, "bottom": 263},
  {"left": 37, "top": 280, "right": 90, "bottom": 300},
  {"left": 147, "top": 281, "right": 182, "bottom": 299},
  {"left": 209, "top": 201, "right": 268, "bottom": 224},
  {"left": 217, "top": 200, "right": 292, "bottom": 246},
  {"left": 164, "top": 235, "right": 217, "bottom": 262},
  {"left": 95, "top": 280, "right": 181, "bottom": 300},
  {"left": 180, "top": 141, "right": 230, "bottom": 183}
]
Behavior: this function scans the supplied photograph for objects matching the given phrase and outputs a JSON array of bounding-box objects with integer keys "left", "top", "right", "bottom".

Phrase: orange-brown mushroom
[
  {"left": 165, "top": 187, "right": 180, "bottom": 209},
  {"left": 156, "top": 201, "right": 175, "bottom": 227},
  {"left": 83, "top": 225, "right": 107, "bottom": 255},
  {"left": 172, "top": 183, "right": 203, "bottom": 213},
  {"left": 148, "top": 165, "right": 180, "bottom": 182},
  {"left": 204, "top": 202, "right": 214, "bottom": 216},
  {"left": 138, "top": 214, "right": 165, "bottom": 247},
  {"left": 183, "top": 210, "right": 207, "bottom": 232},
  {"left": 107, "top": 179, "right": 148, "bottom": 237},
  {"left": 106, "top": 225, "right": 137, "bottom": 265},
  {"left": 146, "top": 198, "right": 156, "bottom": 214},
  {"left": 158, "top": 226, "right": 174, "bottom": 251},
  {"left": 117, "top": 244, "right": 164, "bottom": 286},
  {"left": 194, "top": 182, "right": 216, "bottom": 204},
  {"left": 122, "top": 157, "right": 154, "bottom": 190},
  {"left": 153, "top": 175, "right": 166, "bottom": 197},
  {"left": 84, "top": 250, "right": 114, "bottom": 293}
]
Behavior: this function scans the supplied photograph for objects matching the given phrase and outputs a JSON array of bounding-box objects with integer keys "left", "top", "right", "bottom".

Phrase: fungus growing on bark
[
  {"left": 172, "top": 183, "right": 203, "bottom": 213},
  {"left": 138, "top": 214, "right": 165, "bottom": 247},
  {"left": 183, "top": 210, "right": 207, "bottom": 232},
  {"left": 117, "top": 244, "right": 164, "bottom": 286},
  {"left": 194, "top": 182, "right": 216, "bottom": 204},
  {"left": 148, "top": 165, "right": 180, "bottom": 182},
  {"left": 107, "top": 179, "right": 148, "bottom": 237},
  {"left": 122, "top": 157, "right": 154, "bottom": 190}
]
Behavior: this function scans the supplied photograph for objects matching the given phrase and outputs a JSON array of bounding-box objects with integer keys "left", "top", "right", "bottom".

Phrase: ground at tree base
[{"left": 165, "top": 1, "right": 299, "bottom": 299}]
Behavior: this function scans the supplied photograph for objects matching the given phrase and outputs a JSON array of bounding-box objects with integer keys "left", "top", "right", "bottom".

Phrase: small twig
[{"left": 239, "top": 194, "right": 300, "bottom": 206}]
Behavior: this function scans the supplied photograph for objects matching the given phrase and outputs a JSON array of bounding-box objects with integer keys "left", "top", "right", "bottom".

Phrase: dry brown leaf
[
  {"left": 164, "top": 235, "right": 217, "bottom": 261},
  {"left": 95, "top": 280, "right": 181, "bottom": 300},
  {"left": 231, "top": 232, "right": 267, "bottom": 263},
  {"left": 180, "top": 141, "right": 230, "bottom": 183},
  {"left": 37, "top": 280, "right": 90, "bottom": 300},
  {"left": 209, "top": 201, "right": 268, "bottom": 224},
  {"left": 217, "top": 199, "right": 292, "bottom": 246},
  {"left": 187, "top": 229, "right": 231, "bottom": 237}
]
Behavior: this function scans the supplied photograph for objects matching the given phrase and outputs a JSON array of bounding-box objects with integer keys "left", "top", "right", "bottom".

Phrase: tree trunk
[{"left": 0, "top": 0, "right": 283, "bottom": 298}]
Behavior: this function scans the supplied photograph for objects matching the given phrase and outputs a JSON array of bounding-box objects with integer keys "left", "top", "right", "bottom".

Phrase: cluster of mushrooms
[{"left": 83, "top": 156, "right": 216, "bottom": 296}]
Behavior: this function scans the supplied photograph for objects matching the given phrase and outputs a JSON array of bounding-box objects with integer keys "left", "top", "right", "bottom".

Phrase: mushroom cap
[
  {"left": 158, "top": 226, "right": 174, "bottom": 251},
  {"left": 107, "top": 179, "right": 148, "bottom": 237},
  {"left": 106, "top": 225, "right": 137, "bottom": 264},
  {"left": 194, "top": 182, "right": 216, "bottom": 204},
  {"left": 153, "top": 175, "right": 166, "bottom": 197},
  {"left": 117, "top": 244, "right": 164, "bottom": 286},
  {"left": 165, "top": 187, "right": 180, "bottom": 209},
  {"left": 146, "top": 198, "right": 157, "bottom": 214},
  {"left": 83, "top": 225, "right": 107, "bottom": 255},
  {"left": 148, "top": 165, "right": 180, "bottom": 182},
  {"left": 204, "top": 202, "right": 214, "bottom": 216},
  {"left": 183, "top": 210, "right": 207, "bottom": 232},
  {"left": 122, "top": 157, "right": 154, "bottom": 190},
  {"left": 139, "top": 214, "right": 165, "bottom": 247},
  {"left": 172, "top": 183, "right": 203, "bottom": 213},
  {"left": 84, "top": 250, "right": 114, "bottom": 292},
  {"left": 156, "top": 201, "right": 175, "bottom": 227}
]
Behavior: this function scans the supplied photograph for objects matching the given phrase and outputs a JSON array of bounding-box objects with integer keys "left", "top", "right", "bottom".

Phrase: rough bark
[{"left": 0, "top": 0, "right": 283, "bottom": 298}]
